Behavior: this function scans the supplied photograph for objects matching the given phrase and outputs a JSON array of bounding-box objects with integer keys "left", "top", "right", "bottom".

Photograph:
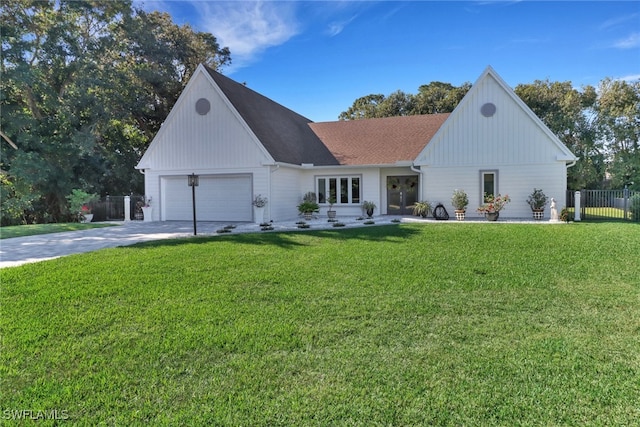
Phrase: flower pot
[
  {"left": 304, "top": 212, "right": 313, "bottom": 221},
  {"left": 327, "top": 210, "right": 336, "bottom": 219},
  {"left": 366, "top": 208, "right": 374, "bottom": 218},
  {"left": 455, "top": 210, "right": 466, "bottom": 221},
  {"left": 485, "top": 212, "right": 499, "bottom": 221},
  {"left": 254, "top": 206, "right": 265, "bottom": 224},
  {"left": 141, "top": 206, "right": 153, "bottom": 222},
  {"left": 532, "top": 209, "right": 544, "bottom": 220},
  {"left": 82, "top": 213, "right": 93, "bottom": 223}
]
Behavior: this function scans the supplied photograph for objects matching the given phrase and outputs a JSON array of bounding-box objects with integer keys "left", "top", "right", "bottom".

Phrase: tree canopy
[
  {"left": 341, "top": 78, "right": 639, "bottom": 191},
  {"left": 1, "top": 0, "right": 230, "bottom": 224},
  {"left": 339, "top": 81, "right": 471, "bottom": 120}
]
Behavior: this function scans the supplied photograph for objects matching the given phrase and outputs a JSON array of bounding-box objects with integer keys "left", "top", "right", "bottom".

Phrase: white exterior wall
[
  {"left": 138, "top": 67, "right": 275, "bottom": 222},
  {"left": 415, "top": 69, "right": 574, "bottom": 219},
  {"left": 423, "top": 164, "right": 568, "bottom": 219},
  {"left": 270, "top": 166, "right": 303, "bottom": 221},
  {"left": 138, "top": 70, "right": 272, "bottom": 171}
]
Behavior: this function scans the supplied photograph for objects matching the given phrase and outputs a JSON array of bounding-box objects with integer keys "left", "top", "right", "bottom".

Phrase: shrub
[
  {"left": 66, "top": 189, "right": 99, "bottom": 222},
  {"left": 451, "top": 189, "right": 469, "bottom": 211},
  {"left": 560, "top": 207, "right": 574, "bottom": 222}
]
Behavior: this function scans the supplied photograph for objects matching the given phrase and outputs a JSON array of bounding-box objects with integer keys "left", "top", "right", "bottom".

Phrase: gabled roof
[
  {"left": 310, "top": 114, "right": 450, "bottom": 166},
  {"left": 420, "top": 65, "right": 577, "bottom": 163},
  {"left": 204, "top": 65, "right": 339, "bottom": 166}
]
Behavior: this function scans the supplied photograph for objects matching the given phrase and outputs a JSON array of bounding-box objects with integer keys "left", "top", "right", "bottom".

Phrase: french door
[{"left": 387, "top": 176, "right": 418, "bottom": 215}]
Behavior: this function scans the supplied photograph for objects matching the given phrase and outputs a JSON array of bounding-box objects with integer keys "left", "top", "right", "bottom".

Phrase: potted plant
[
  {"left": 362, "top": 200, "right": 376, "bottom": 218},
  {"left": 412, "top": 200, "right": 432, "bottom": 218},
  {"left": 451, "top": 189, "right": 469, "bottom": 221},
  {"left": 252, "top": 194, "right": 268, "bottom": 224},
  {"left": 298, "top": 191, "right": 319, "bottom": 220},
  {"left": 141, "top": 196, "right": 153, "bottom": 222},
  {"left": 526, "top": 188, "right": 548, "bottom": 220},
  {"left": 326, "top": 192, "right": 337, "bottom": 219},
  {"left": 66, "top": 189, "right": 99, "bottom": 223},
  {"left": 477, "top": 193, "right": 511, "bottom": 221},
  {"left": 80, "top": 205, "right": 93, "bottom": 223},
  {"left": 297, "top": 201, "right": 319, "bottom": 220}
]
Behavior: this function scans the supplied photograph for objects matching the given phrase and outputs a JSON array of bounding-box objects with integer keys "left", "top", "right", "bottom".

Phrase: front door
[{"left": 387, "top": 176, "right": 418, "bottom": 215}]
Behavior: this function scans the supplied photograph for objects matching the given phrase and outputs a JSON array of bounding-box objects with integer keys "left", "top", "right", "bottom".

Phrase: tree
[
  {"left": 338, "top": 82, "right": 470, "bottom": 121},
  {"left": 339, "top": 94, "right": 387, "bottom": 120},
  {"left": 412, "top": 81, "right": 471, "bottom": 115},
  {"left": 595, "top": 78, "right": 640, "bottom": 190},
  {"left": 0, "top": 1, "right": 231, "bottom": 224},
  {"left": 515, "top": 80, "right": 602, "bottom": 190}
]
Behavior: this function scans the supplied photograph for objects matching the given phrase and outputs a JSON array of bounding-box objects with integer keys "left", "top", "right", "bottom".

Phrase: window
[
  {"left": 316, "top": 176, "right": 361, "bottom": 204},
  {"left": 480, "top": 170, "right": 498, "bottom": 201}
]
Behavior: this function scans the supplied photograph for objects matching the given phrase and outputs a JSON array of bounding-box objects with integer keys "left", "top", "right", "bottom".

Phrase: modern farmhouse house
[{"left": 136, "top": 65, "right": 577, "bottom": 222}]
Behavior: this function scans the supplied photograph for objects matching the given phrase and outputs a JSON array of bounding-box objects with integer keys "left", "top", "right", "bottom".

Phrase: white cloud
[
  {"left": 598, "top": 13, "right": 639, "bottom": 31},
  {"left": 326, "top": 14, "right": 358, "bottom": 37},
  {"left": 617, "top": 74, "right": 640, "bottom": 83},
  {"left": 194, "top": 1, "right": 300, "bottom": 70},
  {"left": 612, "top": 32, "right": 640, "bottom": 49}
]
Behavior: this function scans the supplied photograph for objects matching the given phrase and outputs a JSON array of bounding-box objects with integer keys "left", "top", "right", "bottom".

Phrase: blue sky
[{"left": 137, "top": 1, "right": 640, "bottom": 122}]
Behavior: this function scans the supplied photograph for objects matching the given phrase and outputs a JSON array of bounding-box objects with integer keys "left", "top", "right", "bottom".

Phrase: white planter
[
  {"left": 254, "top": 206, "right": 265, "bottom": 224},
  {"left": 455, "top": 210, "right": 466, "bottom": 221},
  {"left": 532, "top": 210, "right": 544, "bottom": 220},
  {"left": 141, "top": 206, "right": 153, "bottom": 222},
  {"left": 82, "top": 214, "right": 93, "bottom": 223}
]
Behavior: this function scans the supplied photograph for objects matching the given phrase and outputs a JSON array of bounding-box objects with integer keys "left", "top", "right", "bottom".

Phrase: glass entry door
[{"left": 387, "top": 176, "right": 418, "bottom": 215}]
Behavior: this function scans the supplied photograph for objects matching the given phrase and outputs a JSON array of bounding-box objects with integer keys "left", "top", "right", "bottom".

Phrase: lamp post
[{"left": 188, "top": 173, "right": 199, "bottom": 235}]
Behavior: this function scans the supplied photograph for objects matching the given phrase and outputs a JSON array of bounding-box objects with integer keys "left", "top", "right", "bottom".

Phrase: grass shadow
[{"left": 125, "top": 224, "right": 422, "bottom": 251}]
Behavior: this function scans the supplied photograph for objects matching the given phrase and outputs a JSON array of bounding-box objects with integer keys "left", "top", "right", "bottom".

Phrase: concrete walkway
[{"left": 0, "top": 216, "right": 562, "bottom": 268}]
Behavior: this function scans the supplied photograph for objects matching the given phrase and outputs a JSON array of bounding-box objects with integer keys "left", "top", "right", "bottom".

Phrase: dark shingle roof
[
  {"left": 205, "top": 66, "right": 339, "bottom": 166},
  {"left": 206, "top": 66, "right": 451, "bottom": 167}
]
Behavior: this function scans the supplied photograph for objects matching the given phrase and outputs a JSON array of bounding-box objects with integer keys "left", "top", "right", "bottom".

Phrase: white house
[{"left": 136, "top": 65, "right": 577, "bottom": 222}]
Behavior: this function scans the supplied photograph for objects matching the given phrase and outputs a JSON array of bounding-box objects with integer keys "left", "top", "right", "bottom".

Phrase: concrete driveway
[{"left": 0, "top": 217, "right": 406, "bottom": 268}]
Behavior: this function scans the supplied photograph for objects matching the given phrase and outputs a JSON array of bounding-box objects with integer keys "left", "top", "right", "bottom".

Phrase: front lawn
[
  {"left": 2, "top": 223, "right": 639, "bottom": 425},
  {"left": 0, "top": 222, "right": 118, "bottom": 239}
]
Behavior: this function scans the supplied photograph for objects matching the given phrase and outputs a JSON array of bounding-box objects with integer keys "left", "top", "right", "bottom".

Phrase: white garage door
[{"left": 161, "top": 175, "right": 252, "bottom": 221}]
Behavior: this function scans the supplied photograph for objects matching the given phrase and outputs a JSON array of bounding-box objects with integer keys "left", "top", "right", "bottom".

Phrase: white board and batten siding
[
  {"left": 270, "top": 166, "right": 303, "bottom": 221},
  {"left": 416, "top": 67, "right": 575, "bottom": 218},
  {"left": 423, "top": 165, "right": 567, "bottom": 219},
  {"left": 138, "top": 67, "right": 274, "bottom": 221}
]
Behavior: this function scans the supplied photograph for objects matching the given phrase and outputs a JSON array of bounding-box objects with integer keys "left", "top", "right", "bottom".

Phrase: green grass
[
  {"left": 0, "top": 222, "right": 118, "bottom": 239},
  {"left": 2, "top": 223, "right": 639, "bottom": 425},
  {"left": 565, "top": 206, "right": 637, "bottom": 221}
]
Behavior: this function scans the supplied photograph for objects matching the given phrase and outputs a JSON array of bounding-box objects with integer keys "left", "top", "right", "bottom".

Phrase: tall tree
[
  {"left": 595, "top": 78, "right": 640, "bottom": 190},
  {"left": 338, "top": 82, "right": 470, "bottom": 120},
  {"left": 338, "top": 94, "right": 387, "bottom": 120},
  {"left": 411, "top": 81, "right": 471, "bottom": 115},
  {"left": 514, "top": 80, "right": 602, "bottom": 190},
  {"left": 0, "top": 1, "right": 231, "bottom": 224}
]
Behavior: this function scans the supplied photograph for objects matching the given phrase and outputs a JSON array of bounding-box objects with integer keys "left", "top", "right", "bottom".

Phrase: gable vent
[
  {"left": 195, "top": 98, "right": 211, "bottom": 115},
  {"left": 481, "top": 102, "right": 496, "bottom": 117}
]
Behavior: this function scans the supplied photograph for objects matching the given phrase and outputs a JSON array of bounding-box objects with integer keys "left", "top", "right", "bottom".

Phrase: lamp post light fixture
[{"left": 188, "top": 173, "right": 199, "bottom": 235}]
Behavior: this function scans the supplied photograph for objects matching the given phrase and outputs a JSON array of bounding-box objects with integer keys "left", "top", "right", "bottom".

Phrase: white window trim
[
  {"left": 480, "top": 170, "right": 499, "bottom": 201},
  {"left": 316, "top": 175, "right": 362, "bottom": 205}
]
